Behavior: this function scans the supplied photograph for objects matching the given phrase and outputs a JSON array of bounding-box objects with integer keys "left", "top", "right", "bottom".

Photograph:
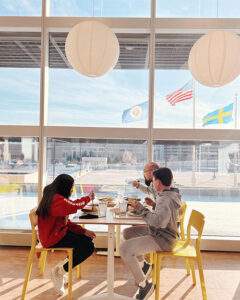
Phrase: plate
[
  {"left": 82, "top": 206, "right": 98, "bottom": 213},
  {"left": 127, "top": 211, "right": 142, "bottom": 218}
]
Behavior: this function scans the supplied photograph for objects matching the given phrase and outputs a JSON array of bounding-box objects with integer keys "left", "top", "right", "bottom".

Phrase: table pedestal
[{"left": 78, "top": 225, "right": 132, "bottom": 300}]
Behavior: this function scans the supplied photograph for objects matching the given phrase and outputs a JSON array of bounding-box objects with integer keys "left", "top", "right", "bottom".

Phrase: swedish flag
[
  {"left": 202, "top": 103, "right": 234, "bottom": 127},
  {"left": 122, "top": 101, "right": 148, "bottom": 123}
]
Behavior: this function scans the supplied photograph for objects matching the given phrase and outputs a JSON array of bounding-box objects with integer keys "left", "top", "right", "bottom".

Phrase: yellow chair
[
  {"left": 154, "top": 209, "right": 207, "bottom": 300},
  {"left": 38, "top": 187, "right": 82, "bottom": 279},
  {"left": 152, "top": 200, "right": 189, "bottom": 280},
  {"left": 22, "top": 209, "right": 75, "bottom": 300}
]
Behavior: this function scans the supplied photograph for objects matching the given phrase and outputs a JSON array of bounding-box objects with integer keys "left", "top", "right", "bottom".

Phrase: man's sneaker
[
  {"left": 50, "top": 266, "right": 65, "bottom": 295},
  {"left": 134, "top": 280, "right": 155, "bottom": 300},
  {"left": 142, "top": 261, "right": 153, "bottom": 279}
]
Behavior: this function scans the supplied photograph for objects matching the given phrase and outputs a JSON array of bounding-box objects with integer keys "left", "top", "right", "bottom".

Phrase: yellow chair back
[{"left": 179, "top": 199, "right": 187, "bottom": 240}]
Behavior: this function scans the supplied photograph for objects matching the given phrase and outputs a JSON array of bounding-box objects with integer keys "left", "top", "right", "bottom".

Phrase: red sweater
[{"left": 38, "top": 194, "right": 90, "bottom": 247}]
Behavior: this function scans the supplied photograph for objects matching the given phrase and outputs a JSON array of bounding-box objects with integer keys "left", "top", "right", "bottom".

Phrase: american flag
[{"left": 166, "top": 80, "right": 193, "bottom": 106}]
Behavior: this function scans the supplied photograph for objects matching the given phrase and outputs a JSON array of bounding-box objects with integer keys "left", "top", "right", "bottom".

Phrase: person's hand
[
  {"left": 132, "top": 180, "right": 140, "bottom": 188},
  {"left": 145, "top": 197, "right": 156, "bottom": 208},
  {"left": 88, "top": 190, "right": 95, "bottom": 200},
  {"left": 131, "top": 199, "right": 139, "bottom": 210},
  {"left": 84, "top": 229, "right": 96, "bottom": 239}
]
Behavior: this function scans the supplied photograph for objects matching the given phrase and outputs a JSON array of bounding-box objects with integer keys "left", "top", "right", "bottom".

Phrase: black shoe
[
  {"left": 142, "top": 261, "right": 153, "bottom": 278},
  {"left": 134, "top": 280, "right": 155, "bottom": 300}
]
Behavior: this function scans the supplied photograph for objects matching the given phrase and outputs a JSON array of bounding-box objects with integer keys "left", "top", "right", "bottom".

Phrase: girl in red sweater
[{"left": 36, "top": 173, "right": 96, "bottom": 295}]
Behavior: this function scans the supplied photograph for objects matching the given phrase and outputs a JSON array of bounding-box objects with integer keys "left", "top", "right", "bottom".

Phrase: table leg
[
  {"left": 77, "top": 224, "right": 132, "bottom": 300},
  {"left": 96, "top": 225, "right": 121, "bottom": 257}
]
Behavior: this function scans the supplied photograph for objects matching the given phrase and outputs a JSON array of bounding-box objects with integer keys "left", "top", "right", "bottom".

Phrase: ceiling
[{"left": 0, "top": 32, "right": 202, "bottom": 70}]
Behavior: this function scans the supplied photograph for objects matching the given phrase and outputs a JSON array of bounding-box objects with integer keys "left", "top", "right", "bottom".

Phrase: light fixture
[
  {"left": 188, "top": 30, "right": 240, "bottom": 87},
  {"left": 65, "top": 20, "right": 120, "bottom": 77}
]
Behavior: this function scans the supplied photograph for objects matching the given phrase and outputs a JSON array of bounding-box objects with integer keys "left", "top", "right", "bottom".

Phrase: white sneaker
[
  {"left": 63, "top": 273, "right": 68, "bottom": 284},
  {"left": 50, "top": 266, "right": 65, "bottom": 295}
]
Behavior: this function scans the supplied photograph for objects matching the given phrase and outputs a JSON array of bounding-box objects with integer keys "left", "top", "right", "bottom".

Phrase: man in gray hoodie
[{"left": 119, "top": 168, "right": 182, "bottom": 300}]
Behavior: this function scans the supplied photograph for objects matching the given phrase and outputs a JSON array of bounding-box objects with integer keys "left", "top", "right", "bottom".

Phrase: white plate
[{"left": 127, "top": 211, "right": 142, "bottom": 218}]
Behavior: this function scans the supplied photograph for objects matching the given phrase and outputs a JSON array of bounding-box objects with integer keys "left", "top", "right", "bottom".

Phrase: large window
[
  {"left": 0, "top": 32, "right": 40, "bottom": 125},
  {"left": 50, "top": 0, "right": 150, "bottom": 17},
  {"left": 0, "top": 1, "right": 240, "bottom": 247},
  {"left": 0, "top": 137, "right": 39, "bottom": 230},
  {"left": 156, "top": 0, "right": 240, "bottom": 18},
  {"left": 0, "top": 0, "right": 41, "bottom": 16},
  {"left": 48, "top": 33, "right": 149, "bottom": 128},
  {"left": 153, "top": 140, "right": 240, "bottom": 237}
]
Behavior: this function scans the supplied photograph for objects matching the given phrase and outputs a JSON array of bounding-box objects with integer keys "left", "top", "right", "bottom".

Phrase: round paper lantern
[
  {"left": 65, "top": 20, "right": 119, "bottom": 77},
  {"left": 188, "top": 30, "right": 240, "bottom": 87}
]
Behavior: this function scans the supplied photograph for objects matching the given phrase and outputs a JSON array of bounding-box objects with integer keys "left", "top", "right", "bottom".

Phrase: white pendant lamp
[
  {"left": 188, "top": 30, "right": 240, "bottom": 87},
  {"left": 65, "top": 20, "right": 120, "bottom": 77}
]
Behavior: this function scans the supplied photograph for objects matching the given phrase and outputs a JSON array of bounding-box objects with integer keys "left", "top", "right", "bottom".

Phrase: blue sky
[{"left": 1, "top": 1, "right": 240, "bottom": 17}]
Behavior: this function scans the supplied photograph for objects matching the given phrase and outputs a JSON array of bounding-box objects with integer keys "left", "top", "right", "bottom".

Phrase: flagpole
[
  {"left": 192, "top": 79, "right": 196, "bottom": 128},
  {"left": 234, "top": 93, "right": 238, "bottom": 129},
  {"left": 192, "top": 79, "right": 196, "bottom": 186},
  {"left": 234, "top": 93, "right": 238, "bottom": 186}
]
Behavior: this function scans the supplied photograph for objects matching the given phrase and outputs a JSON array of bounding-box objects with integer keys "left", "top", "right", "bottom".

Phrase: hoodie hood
[{"left": 157, "top": 188, "right": 182, "bottom": 210}]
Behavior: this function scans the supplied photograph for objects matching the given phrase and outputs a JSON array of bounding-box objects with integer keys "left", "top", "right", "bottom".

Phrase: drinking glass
[
  {"left": 119, "top": 201, "right": 127, "bottom": 216},
  {"left": 98, "top": 201, "right": 107, "bottom": 217}
]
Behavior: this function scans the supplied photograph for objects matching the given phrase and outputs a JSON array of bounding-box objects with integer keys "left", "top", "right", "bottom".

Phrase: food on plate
[
  {"left": 128, "top": 209, "right": 142, "bottom": 216},
  {"left": 125, "top": 197, "right": 141, "bottom": 203},
  {"left": 98, "top": 196, "right": 114, "bottom": 202},
  {"left": 82, "top": 206, "right": 98, "bottom": 213}
]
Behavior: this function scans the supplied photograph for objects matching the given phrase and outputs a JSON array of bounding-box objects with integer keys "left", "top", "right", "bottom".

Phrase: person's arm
[
  {"left": 134, "top": 197, "right": 171, "bottom": 228},
  {"left": 51, "top": 194, "right": 91, "bottom": 216},
  {"left": 132, "top": 181, "right": 153, "bottom": 196},
  {"left": 67, "top": 219, "right": 86, "bottom": 235}
]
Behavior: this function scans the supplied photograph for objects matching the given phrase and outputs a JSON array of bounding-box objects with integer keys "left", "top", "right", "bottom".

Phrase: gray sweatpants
[{"left": 119, "top": 226, "right": 162, "bottom": 284}]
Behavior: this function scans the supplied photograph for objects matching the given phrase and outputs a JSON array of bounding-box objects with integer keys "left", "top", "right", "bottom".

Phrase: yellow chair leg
[
  {"left": 197, "top": 257, "right": 208, "bottom": 300},
  {"left": 21, "top": 248, "right": 35, "bottom": 300},
  {"left": 68, "top": 250, "right": 73, "bottom": 300},
  {"left": 76, "top": 264, "right": 81, "bottom": 279},
  {"left": 152, "top": 253, "right": 157, "bottom": 284},
  {"left": 38, "top": 251, "right": 43, "bottom": 268},
  {"left": 185, "top": 258, "right": 190, "bottom": 275},
  {"left": 40, "top": 251, "right": 47, "bottom": 275},
  {"left": 190, "top": 259, "right": 196, "bottom": 285},
  {"left": 149, "top": 252, "right": 154, "bottom": 264},
  {"left": 155, "top": 254, "right": 161, "bottom": 300}
]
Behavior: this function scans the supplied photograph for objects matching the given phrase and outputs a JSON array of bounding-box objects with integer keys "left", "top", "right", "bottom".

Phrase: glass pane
[
  {"left": 154, "top": 33, "right": 240, "bottom": 129},
  {"left": 0, "top": 0, "right": 41, "bottom": 16},
  {"left": 218, "top": 0, "right": 240, "bottom": 18},
  {"left": 0, "top": 137, "right": 39, "bottom": 230},
  {"left": 47, "top": 137, "right": 148, "bottom": 231},
  {"left": 48, "top": 33, "right": 149, "bottom": 128},
  {"left": 156, "top": 0, "right": 217, "bottom": 18},
  {"left": 50, "top": 0, "right": 150, "bottom": 17},
  {"left": 153, "top": 140, "right": 240, "bottom": 237},
  {"left": 0, "top": 32, "right": 40, "bottom": 125}
]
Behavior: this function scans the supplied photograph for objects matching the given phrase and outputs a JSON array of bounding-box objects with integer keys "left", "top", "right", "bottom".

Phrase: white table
[{"left": 73, "top": 208, "right": 146, "bottom": 300}]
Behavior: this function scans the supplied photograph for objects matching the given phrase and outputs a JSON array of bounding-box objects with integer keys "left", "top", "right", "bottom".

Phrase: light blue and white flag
[{"left": 122, "top": 101, "right": 148, "bottom": 123}]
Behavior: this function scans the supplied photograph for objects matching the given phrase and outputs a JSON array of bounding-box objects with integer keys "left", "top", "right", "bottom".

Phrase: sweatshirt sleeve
[
  {"left": 135, "top": 197, "right": 171, "bottom": 229},
  {"left": 137, "top": 183, "right": 152, "bottom": 196},
  {"left": 50, "top": 194, "right": 90, "bottom": 216},
  {"left": 67, "top": 219, "right": 86, "bottom": 235}
]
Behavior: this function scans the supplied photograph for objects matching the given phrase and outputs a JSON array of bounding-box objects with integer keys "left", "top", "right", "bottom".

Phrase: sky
[{"left": 1, "top": 1, "right": 240, "bottom": 128}]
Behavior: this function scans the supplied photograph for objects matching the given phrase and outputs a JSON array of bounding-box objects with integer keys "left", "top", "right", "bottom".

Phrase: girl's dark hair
[
  {"left": 153, "top": 167, "right": 173, "bottom": 186},
  {"left": 36, "top": 174, "right": 74, "bottom": 219}
]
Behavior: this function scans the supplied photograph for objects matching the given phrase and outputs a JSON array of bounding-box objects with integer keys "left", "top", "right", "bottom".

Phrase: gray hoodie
[{"left": 135, "top": 187, "right": 182, "bottom": 251}]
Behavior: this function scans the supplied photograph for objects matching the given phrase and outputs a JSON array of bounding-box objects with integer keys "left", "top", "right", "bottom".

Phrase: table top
[{"left": 71, "top": 208, "right": 146, "bottom": 226}]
